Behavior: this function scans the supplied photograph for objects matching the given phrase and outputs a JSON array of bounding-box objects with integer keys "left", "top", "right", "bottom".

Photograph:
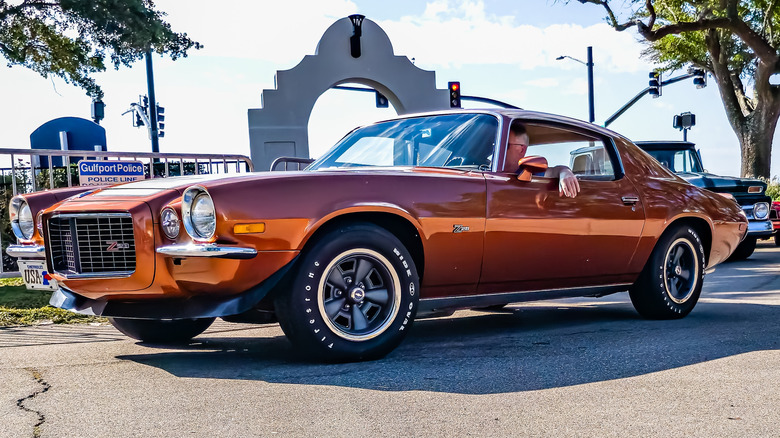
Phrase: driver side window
[{"left": 519, "top": 123, "right": 616, "bottom": 180}]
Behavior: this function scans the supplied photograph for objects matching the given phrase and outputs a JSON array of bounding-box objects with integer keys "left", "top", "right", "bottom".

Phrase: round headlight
[
  {"left": 754, "top": 202, "right": 769, "bottom": 220},
  {"left": 191, "top": 193, "right": 216, "bottom": 238},
  {"left": 160, "top": 208, "right": 180, "bottom": 239},
  {"left": 10, "top": 198, "right": 34, "bottom": 240},
  {"left": 182, "top": 187, "right": 217, "bottom": 240}
]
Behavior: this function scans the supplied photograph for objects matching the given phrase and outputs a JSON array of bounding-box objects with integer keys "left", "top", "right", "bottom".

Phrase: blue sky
[{"left": 2, "top": 0, "right": 778, "bottom": 178}]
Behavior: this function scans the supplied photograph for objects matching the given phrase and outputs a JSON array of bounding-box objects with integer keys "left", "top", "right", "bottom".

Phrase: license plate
[{"left": 17, "top": 260, "right": 58, "bottom": 291}]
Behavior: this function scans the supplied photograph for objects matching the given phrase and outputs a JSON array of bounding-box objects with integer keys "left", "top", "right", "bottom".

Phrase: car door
[{"left": 479, "top": 121, "right": 645, "bottom": 294}]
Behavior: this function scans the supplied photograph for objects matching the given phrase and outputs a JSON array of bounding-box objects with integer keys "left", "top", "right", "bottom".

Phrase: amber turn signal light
[{"left": 234, "top": 223, "right": 266, "bottom": 234}]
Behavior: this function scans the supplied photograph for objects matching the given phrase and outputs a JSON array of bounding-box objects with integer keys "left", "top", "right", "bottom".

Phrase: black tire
[
  {"left": 774, "top": 233, "right": 780, "bottom": 247},
  {"left": 728, "top": 237, "right": 757, "bottom": 261},
  {"left": 629, "top": 226, "right": 705, "bottom": 319},
  {"left": 108, "top": 317, "right": 215, "bottom": 343},
  {"left": 275, "top": 223, "right": 420, "bottom": 362}
]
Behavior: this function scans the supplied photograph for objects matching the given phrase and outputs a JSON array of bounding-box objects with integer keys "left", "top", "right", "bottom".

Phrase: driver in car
[{"left": 505, "top": 123, "right": 581, "bottom": 198}]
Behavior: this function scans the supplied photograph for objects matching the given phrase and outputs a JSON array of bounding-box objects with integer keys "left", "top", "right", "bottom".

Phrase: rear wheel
[
  {"left": 275, "top": 223, "right": 419, "bottom": 362},
  {"left": 728, "top": 237, "right": 756, "bottom": 260},
  {"left": 108, "top": 317, "right": 214, "bottom": 343},
  {"left": 629, "top": 226, "right": 704, "bottom": 319},
  {"left": 774, "top": 233, "right": 780, "bottom": 246}
]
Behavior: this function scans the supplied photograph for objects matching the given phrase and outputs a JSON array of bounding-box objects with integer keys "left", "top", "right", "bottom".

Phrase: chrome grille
[{"left": 48, "top": 214, "right": 136, "bottom": 276}]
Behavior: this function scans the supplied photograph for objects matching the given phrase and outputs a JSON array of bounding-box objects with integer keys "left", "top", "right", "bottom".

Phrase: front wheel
[
  {"left": 275, "top": 223, "right": 420, "bottom": 362},
  {"left": 108, "top": 317, "right": 215, "bottom": 343},
  {"left": 629, "top": 226, "right": 705, "bottom": 319}
]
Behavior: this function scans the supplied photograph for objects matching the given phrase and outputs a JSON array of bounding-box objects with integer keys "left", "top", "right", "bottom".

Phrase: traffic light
[
  {"left": 673, "top": 112, "right": 696, "bottom": 130},
  {"left": 648, "top": 72, "right": 662, "bottom": 98},
  {"left": 91, "top": 98, "right": 105, "bottom": 124},
  {"left": 156, "top": 105, "right": 165, "bottom": 138},
  {"left": 448, "top": 81, "right": 461, "bottom": 108},
  {"left": 375, "top": 91, "right": 388, "bottom": 108},
  {"left": 691, "top": 68, "right": 707, "bottom": 89}
]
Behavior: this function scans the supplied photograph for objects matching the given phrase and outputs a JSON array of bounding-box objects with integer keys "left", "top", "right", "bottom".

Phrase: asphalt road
[{"left": 2, "top": 243, "right": 780, "bottom": 437}]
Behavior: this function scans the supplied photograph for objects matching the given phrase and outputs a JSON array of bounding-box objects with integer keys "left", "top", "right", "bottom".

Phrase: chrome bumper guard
[
  {"left": 157, "top": 243, "right": 257, "bottom": 259},
  {"left": 747, "top": 219, "right": 774, "bottom": 237},
  {"left": 6, "top": 245, "right": 46, "bottom": 259}
]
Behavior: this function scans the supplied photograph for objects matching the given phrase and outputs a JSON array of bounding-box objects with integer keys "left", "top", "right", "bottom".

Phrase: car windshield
[
  {"left": 645, "top": 148, "right": 704, "bottom": 173},
  {"left": 308, "top": 113, "right": 499, "bottom": 171}
]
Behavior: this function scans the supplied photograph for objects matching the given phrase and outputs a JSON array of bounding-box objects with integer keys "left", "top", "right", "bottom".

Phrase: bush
[{"left": 766, "top": 177, "right": 780, "bottom": 201}]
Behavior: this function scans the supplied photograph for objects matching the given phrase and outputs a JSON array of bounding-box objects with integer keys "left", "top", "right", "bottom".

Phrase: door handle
[{"left": 622, "top": 196, "right": 639, "bottom": 205}]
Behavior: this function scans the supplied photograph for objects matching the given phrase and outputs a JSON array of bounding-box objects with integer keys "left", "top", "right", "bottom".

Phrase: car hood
[
  {"left": 676, "top": 172, "right": 767, "bottom": 194},
  {"left": 76, "top": 167, "right": 474, "bottom": 201}
]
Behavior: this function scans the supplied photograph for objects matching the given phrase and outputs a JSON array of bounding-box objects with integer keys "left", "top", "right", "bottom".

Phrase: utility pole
[
  {"left": 146, "top": 49, "right": 160, "bottom": 154},
  {"left": 556, "top": 46, "right": 595, "bottom": 123},
  {"left": 586, "top": 46, "right": 595, "bottom": 124}
]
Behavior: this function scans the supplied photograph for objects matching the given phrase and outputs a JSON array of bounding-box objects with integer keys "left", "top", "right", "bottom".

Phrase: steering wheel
[{"left": 445, "top": 156, "right": 465, "bottom": 167}]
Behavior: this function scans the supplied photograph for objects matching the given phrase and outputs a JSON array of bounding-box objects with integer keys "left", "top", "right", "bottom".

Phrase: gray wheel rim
[
  {"left": 663, "top": 237, "right": 699, "bottom": 304},
  {"left": 317, "top": 249, "right": 402, "bottom": 341}
]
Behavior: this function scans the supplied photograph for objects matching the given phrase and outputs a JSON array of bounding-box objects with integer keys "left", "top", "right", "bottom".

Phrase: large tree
[
  {"left": 0, "top": 0, "right": 200, "bottom": 98},
  {"left": 575, "top": 0, "right": 780, "bottom": 178}
]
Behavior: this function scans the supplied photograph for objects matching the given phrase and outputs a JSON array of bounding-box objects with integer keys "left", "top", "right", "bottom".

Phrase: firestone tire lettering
[
  {"left": 274, "top": 222, "right": 420, "bottom": 362},
  {"left": 629, "top": 226, "right": 705, "bottom": 319}
]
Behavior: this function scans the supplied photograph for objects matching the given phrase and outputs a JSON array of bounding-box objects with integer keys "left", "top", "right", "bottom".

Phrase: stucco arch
[{"left": 247, "top": 16, "right": 450, "bottom": 171}]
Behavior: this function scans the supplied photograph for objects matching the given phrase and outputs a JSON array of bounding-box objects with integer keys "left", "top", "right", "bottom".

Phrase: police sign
[{"left": 78, "top": 160, "right": 145, "bottom": 186}]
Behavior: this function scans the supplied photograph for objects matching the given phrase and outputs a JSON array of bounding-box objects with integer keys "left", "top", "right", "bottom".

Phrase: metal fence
[
  {"left": 0, "top": 148, "right": 254, "bottom": 275},
  {"left": 0, "top": 148, "right": 254, "bottom": 196}
]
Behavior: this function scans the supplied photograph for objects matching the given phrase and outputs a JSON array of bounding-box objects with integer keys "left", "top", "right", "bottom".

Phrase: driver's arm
[{"left": 544, "top": 165, "right": 581, "bottom": 198}]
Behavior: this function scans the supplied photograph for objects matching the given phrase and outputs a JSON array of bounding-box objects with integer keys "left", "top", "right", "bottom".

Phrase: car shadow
[{"left": 116, "top": 297, "right": 780, "bottom": 395}]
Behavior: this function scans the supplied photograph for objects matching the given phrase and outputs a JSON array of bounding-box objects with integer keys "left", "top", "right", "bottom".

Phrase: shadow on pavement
[{"left": 117, "top": 297, "right": 780, "bottom": 395}]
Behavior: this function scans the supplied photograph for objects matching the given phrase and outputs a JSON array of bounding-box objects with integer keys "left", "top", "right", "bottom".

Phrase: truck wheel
[
  {"left": 728, "top": 237, "right": 757, "bottom": 261},
  {"left": 108, "top": 317, "right": 214, "bottom": 343},
  {"left": 629, "top": 226, "right": 704, "bottom": 319},
  {"left": 275, "top": 223, "right": 419, "bottom": 362}
]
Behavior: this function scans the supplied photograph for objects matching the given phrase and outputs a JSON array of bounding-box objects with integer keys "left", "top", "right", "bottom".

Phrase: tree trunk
[{"left": 737, "top": 106, "right": 778, "bottom": 178}]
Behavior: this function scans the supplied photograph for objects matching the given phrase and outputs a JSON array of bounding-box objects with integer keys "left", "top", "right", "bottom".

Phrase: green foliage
[
  {"left": 766, "top": 177, "right": 780, "bottom": 201},
  {"left": 0, "top": 0, "right": 201, "bottom": 97},
  {"left": 0, "top": 277, "right": 25, "bottom": 287},
  {"left": 0, "top": 306, "right": 106, "bottom": 326},
  {"left": 0, "top": 279, "right": 106, "bottom": 326},
  {"left": 0, "top": 282, "right": 50, "bottom": 308},
  {"left": 644, "top": 2, "right": 750, "bottom": 77}
]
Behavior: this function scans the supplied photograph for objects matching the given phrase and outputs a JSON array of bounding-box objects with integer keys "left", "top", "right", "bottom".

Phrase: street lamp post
[{"left": 556, "top": 46, "right": 595, "bottom": 123}]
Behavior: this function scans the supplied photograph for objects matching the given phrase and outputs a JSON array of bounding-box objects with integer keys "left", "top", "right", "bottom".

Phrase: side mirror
[{"left": 516, "top": 156, "right": 548, "bottom": 181}]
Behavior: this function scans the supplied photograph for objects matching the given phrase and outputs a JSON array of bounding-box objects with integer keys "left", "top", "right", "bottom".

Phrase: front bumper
[
  {"left": 157, "top": 243, "right": 257, "bottom": 259},
  {"left": 747, "top": 219, "right": 774, "bottom": 237},
  {"left": 6, "top": 244, "right": 45, "bottom": 259},
  {"left": 49, "top": 255, "right": 296, "bottom": 319}
]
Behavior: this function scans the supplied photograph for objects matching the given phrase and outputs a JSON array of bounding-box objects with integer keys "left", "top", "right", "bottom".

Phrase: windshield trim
[{"left": 308, "top": 112, "right": 503, "bottom": 172}]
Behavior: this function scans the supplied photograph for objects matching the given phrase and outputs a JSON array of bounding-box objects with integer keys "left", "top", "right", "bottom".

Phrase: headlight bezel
[
  {"left": 9, "top": 197, "right": 34, "bottom": 240},
  {"left": 160, "top": 207, "right": 181, "bottom": 240},
  {"left": 182, "top": 186, "right": 217, "bottom": 241},
  {"left": 753, "top": 202, "right": 770, "bottom": 220}
]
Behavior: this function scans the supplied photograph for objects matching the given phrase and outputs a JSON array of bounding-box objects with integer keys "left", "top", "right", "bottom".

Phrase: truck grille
[{"left": 48, "top": 214, "right": 136, "bottom": 277}]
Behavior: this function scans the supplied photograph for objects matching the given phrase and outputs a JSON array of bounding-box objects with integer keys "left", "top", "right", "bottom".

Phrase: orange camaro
[{"left": 7, "top": 110, "right": 747, "bottom": 361}]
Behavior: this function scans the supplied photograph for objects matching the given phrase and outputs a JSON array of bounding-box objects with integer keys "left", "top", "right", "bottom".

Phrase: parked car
[
  {"left": 7, "top": 110, "right": 747, "bottom": 362},
  {"left": 771, "top": 201, "right": 780, "bottom": 246},
  {"left": 634, "top": 141, "right": 772, "bottom": 260}
]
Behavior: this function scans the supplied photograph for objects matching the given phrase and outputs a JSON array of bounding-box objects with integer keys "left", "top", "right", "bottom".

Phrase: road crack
[{"left": 16, "top": 368, "right": 51, "bottom": 438}]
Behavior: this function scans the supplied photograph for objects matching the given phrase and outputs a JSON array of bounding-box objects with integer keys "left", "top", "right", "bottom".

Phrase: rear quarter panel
[{"left": 617, "top": 138, "right": 746, "bottom": 269}]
